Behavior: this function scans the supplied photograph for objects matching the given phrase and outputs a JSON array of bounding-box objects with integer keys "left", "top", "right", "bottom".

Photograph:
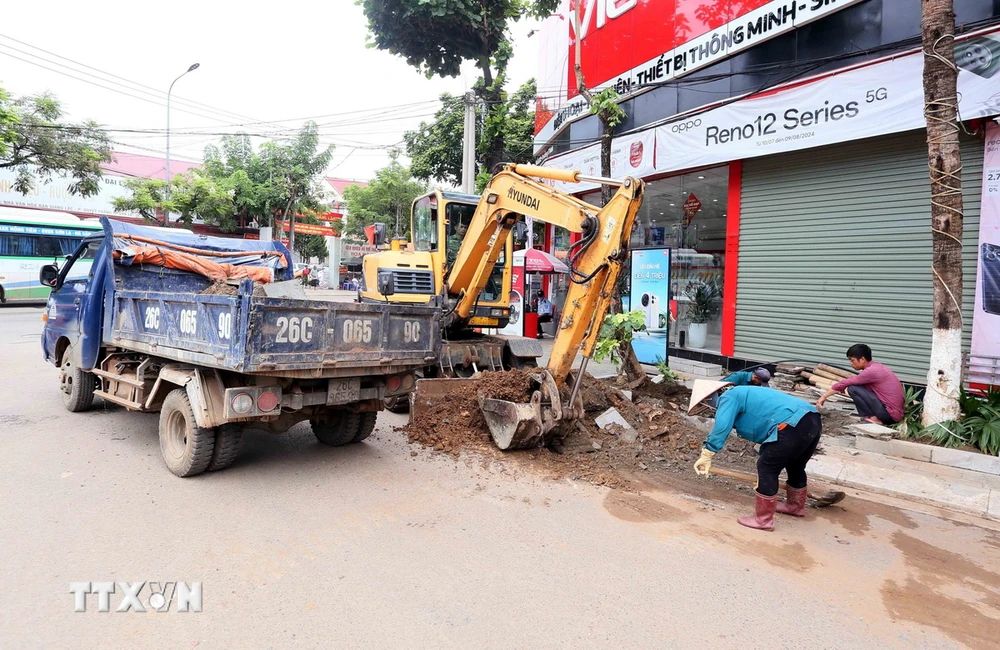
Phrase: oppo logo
[
  {"left": 629, "top": 141, "right": 644, "bottom": 167},
  {"left": 671, "top": 119, "right": 703, "bottom": 133},
  {"left": 569, "top": 0, "right": 637, "bottom": 40}
]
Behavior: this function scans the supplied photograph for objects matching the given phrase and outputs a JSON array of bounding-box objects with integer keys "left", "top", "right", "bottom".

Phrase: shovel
[{"left": 709, "top": 466, "right": 846, "bottom": 507}]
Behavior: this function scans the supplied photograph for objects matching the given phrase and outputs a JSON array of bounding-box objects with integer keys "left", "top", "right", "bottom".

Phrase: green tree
[
  {"left": 112, "top": 171, "right": 237, "bottom": 230},
  {"left": 360, "top": 0, "right": 557, "bottom": 175},
  {"left": 404, "top": 79, "right": 537, "bottom": 188},
  {"left": 0, "top": 88, "right": 112, "bottom": 197},
  {"left": 114, "top": 122, "right": 334, "bottom": 237},
  {"left": 341, "top": 152, "right": 426, "bottom": 241}
]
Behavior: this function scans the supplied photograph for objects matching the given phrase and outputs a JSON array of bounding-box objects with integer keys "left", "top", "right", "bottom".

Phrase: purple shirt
[{"left": 832, "top": 362, "right": 905, "bottom": 422}]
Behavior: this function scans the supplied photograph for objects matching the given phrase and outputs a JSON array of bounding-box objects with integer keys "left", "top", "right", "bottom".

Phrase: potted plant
[{"left": 685, "top": 281, "right": 719, "bottom": 349}]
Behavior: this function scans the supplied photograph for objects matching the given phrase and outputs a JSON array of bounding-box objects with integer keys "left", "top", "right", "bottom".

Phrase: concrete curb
[
  {"left": 807, "top": 448, "right": 1000, "bottom": 522},
  {"left": 854, "top": 436, "right": 1000, "bottom": 477}
]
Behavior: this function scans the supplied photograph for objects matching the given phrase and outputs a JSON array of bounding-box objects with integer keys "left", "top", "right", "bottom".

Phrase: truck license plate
[{"left": 327, "top": 378, "right": 361, "bottom": 405}]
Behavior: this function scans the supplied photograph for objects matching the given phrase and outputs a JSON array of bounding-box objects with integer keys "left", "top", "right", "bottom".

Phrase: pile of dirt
[
  {"left": 401, "top": 372, "right": 756, "bottom": 490},
  {"left": 200, "top": 281, "right": 239, "bottom": 296},
  {"left": 199, "top": 281, "right": 267, "bottom": 297}
]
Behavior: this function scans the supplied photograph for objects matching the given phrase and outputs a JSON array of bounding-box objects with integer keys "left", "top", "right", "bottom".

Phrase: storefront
[{"left": 534, "top": 0, "right": 1000, "bottom": 382}]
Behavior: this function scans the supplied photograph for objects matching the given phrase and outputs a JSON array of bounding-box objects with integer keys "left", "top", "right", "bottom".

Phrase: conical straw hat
[{"left": 687, "top": 380, "right": 734, "bottom": 415}]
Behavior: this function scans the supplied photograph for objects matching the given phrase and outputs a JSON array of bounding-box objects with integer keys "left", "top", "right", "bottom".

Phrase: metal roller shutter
[{"left": 736, "top": 131, "right": 984, "bottom": 383}]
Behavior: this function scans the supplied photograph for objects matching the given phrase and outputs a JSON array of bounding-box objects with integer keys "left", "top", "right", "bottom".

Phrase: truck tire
[
  {"left": 311, "top": 411, "right": 363, "bottom": 447},
  {"left": 207, "top": 424, "right": 243, "bottom": 472},
  {"left": 382, "top": 395, "right": 409, "bottom": 413},
  {"left": 60, "top": 347, "right": 96, "bottom": 413},
  {"left": 352, "top": 411, "right": 378, "bottom": 443},
  {"left": 159, "top": 389, "right": 215, "bottom": 477}
]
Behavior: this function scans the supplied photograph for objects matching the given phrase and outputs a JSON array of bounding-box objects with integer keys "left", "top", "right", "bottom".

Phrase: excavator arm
[
  {"left": 430, "top": 163, "right": 645, "bottom": 450},
  {"left": 445, "top": 164, "right": 645, "bottom": 387}
]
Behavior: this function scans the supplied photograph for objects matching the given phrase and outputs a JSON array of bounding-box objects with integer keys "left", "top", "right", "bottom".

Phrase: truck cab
[{"left": 40, "top": 236, "right": 107, "bottom": 380}]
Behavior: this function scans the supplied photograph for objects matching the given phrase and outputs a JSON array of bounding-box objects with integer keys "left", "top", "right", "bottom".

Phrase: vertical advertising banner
[
  {"left": 629, "top": 248, "right": 671, "bottom": 365},
  {"left": 500, "top": 262, "right": 525, "bottom": 337},
  {"left": 971, "top": 122, "right": 1000, "bottom": 380}
]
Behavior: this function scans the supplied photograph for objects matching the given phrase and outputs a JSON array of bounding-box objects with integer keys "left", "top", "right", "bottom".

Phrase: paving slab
[
  {"left": 805, "top": 454, "right": 845, "bottom": 483},
  {"left": 850, "top": 422, "right": 896, "bottom": 438},
  {"left": 930, "top": 446, "right": 1000, "bottom": 476},
  {"left": 989, "top": 490, "right": 1000, "bottom": 522}
]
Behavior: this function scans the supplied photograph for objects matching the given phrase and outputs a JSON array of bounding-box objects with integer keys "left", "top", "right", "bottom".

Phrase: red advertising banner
[
  {"left": 536, "top": 0, "right": 865, "bottom": 146},
  {"left": 280, "top": 221, "right": 339, "bottom": 237}
]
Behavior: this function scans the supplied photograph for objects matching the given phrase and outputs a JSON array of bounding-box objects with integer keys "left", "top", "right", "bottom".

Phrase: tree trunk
[
  {"left": 921, "top": 0, "right": 964, "bottom": 425},
  {"left": 600, "top": 123, "right": 614, "bottom": 206}
]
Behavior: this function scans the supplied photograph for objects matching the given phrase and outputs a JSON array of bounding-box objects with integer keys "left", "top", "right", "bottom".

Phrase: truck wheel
[
  {"left": 60, "top": 347, "right": 96, "bottom": 412},
  {"left": 352, "top": 411, "right": 378, "bottom": 443},
  {"left": 207, "top": 424, "right": 243, "bottom": 472},
  {"left": 311, "top": 411, "right": 362, "bottom": 447},
  {"left": 383, "top": 395, "right": 409, "bottom": 413},
  {"left": 159, "top": 389, "right": 215, "bottom": 477}
]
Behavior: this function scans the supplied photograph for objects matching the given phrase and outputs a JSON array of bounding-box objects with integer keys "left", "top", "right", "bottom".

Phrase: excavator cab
[{"left": 361, "top": 190, "right": 513, "bottom": 329}]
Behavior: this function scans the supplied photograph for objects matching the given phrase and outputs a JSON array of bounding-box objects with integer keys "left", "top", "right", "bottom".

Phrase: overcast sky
[{"left": 0, "top": 0, "right": 542, "bottom": 182}]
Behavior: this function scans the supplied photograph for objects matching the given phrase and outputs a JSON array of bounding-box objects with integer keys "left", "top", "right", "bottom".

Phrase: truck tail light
[
  {"left": 257, "top": 391, "right": 279, "bottom": 412},
  {"left": 387, "top": 375, "right": 402, "bottom": 393},
  {"left": 231, "top": 392, "right": 254, "bottom": 414}
]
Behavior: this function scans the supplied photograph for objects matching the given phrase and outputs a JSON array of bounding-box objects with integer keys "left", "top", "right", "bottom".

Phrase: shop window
[{"left": 601, "top": 165, "right": 728, "bottom": 353}]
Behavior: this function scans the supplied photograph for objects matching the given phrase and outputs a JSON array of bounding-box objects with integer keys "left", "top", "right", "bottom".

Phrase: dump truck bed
[{"left": 100, "top": 219, "right": 440, "bottom": 378}]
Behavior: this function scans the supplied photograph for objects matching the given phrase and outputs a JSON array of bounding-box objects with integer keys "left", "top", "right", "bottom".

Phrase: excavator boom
[{"left": 414, "top": 163, "right": 645, "bottom": 450}]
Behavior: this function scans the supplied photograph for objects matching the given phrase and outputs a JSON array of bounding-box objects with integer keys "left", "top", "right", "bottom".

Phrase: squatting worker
[
  {"left": 724, "top": 367, "right": 770, "bottom": 387},
  {"left": 689, "top": 380, "right": 821, "bottom": 531},
  {"left": 816, "top": 344, "right": 904, "bottom": 425}
]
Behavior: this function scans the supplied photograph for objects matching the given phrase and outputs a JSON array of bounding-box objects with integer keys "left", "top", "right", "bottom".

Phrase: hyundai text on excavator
[{"left": 367, "top": 163, "right": 644, "bottom": 451}]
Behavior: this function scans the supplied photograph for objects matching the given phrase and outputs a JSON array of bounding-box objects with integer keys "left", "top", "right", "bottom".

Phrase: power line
[
  {"left": 0, "top": 32, "right": 291, "bottom": 129},
  {"left": 0, "top": 46, "right": 237, "bottom": 125}
]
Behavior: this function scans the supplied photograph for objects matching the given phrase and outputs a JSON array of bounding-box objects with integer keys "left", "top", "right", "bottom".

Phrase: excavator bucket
[
  {"left": 477, "top": 370, "right": 565, "bottom": 450},
  {"left": 479, "top": 391, "right": 546, "bottom": 450}
]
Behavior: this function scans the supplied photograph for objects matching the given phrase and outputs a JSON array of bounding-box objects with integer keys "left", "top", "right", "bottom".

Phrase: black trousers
[
  {"left": 847, "top": 385, "right": 895, "bottom": 424},
  {"left": 537, "top": 313, "right": 552, "bottom": 335},
  {"left": 756, "top": 412, "right": 822, "bottom": 496}
]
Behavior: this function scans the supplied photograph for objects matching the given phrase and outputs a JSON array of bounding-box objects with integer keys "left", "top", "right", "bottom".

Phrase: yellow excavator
[
  {"left": 361, "top": 187, "right": 540, "bottom": 392},
  {"left": 366, "top": 163, "right": 644, "bottom": 450}
]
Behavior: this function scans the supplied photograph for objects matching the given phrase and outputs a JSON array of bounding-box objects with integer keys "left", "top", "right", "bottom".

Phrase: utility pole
[
  {"left": 164, "top": 63, "right": 200, "bottom": 226},
  {"left": 461, "top": 90, "right": 476, "bottom": 194}
]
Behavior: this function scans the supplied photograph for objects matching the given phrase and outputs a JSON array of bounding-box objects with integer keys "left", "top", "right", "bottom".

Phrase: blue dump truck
[{"left": 40, "top": 218, "right": 440, "bottom": 477}]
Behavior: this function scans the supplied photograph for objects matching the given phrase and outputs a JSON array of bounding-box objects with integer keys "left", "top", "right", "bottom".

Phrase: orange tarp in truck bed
[{"left": 114, "top": 245, "right": 274, "bottom": 284}]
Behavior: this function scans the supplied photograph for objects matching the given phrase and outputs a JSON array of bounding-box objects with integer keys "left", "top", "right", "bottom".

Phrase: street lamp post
[{"left": 164, "top": 63, "right": 200, "bottom": 226}]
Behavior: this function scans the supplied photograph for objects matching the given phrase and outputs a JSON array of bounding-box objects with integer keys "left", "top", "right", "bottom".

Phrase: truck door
[{"left": 43, "top": 239, "right": 102, "bottom": 367}]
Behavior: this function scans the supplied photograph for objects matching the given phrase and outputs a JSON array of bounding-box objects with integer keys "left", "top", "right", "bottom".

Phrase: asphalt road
[{"left": 1, "top": 305, "right": 998, "bottom": 649}]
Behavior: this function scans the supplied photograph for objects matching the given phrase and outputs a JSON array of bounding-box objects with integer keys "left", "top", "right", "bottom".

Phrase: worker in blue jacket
[
  {"left": 688, "top": 380, "right": 821, "bottom": 531},
  {"left": 724, "top": 367, "right": 771, "bottom": 387}
]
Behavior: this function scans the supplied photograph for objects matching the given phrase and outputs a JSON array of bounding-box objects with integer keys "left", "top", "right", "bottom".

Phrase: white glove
[{"left": 693, "top": 449, "right": 716, "bottom": 477}]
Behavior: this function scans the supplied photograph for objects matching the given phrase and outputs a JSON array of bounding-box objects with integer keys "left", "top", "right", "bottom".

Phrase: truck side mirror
[
  {"left": 39, "top": 264, "right": 60, "bottom": 288},
  {"left": 374, "top": 223, "right": 387, "bottom": 247},
  {"left": 377, "top": 270, "right": 395, "bottom": 297}
]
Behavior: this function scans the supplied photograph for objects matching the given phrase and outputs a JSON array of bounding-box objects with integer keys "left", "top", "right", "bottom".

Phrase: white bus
[{"left": 0, "top": 207, "right": 103, "bottom": 303}]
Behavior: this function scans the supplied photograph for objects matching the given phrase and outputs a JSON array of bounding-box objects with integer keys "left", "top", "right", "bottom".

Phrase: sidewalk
[{"left": 809, "top": 436, "right": 1000, "bottom": 521}]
